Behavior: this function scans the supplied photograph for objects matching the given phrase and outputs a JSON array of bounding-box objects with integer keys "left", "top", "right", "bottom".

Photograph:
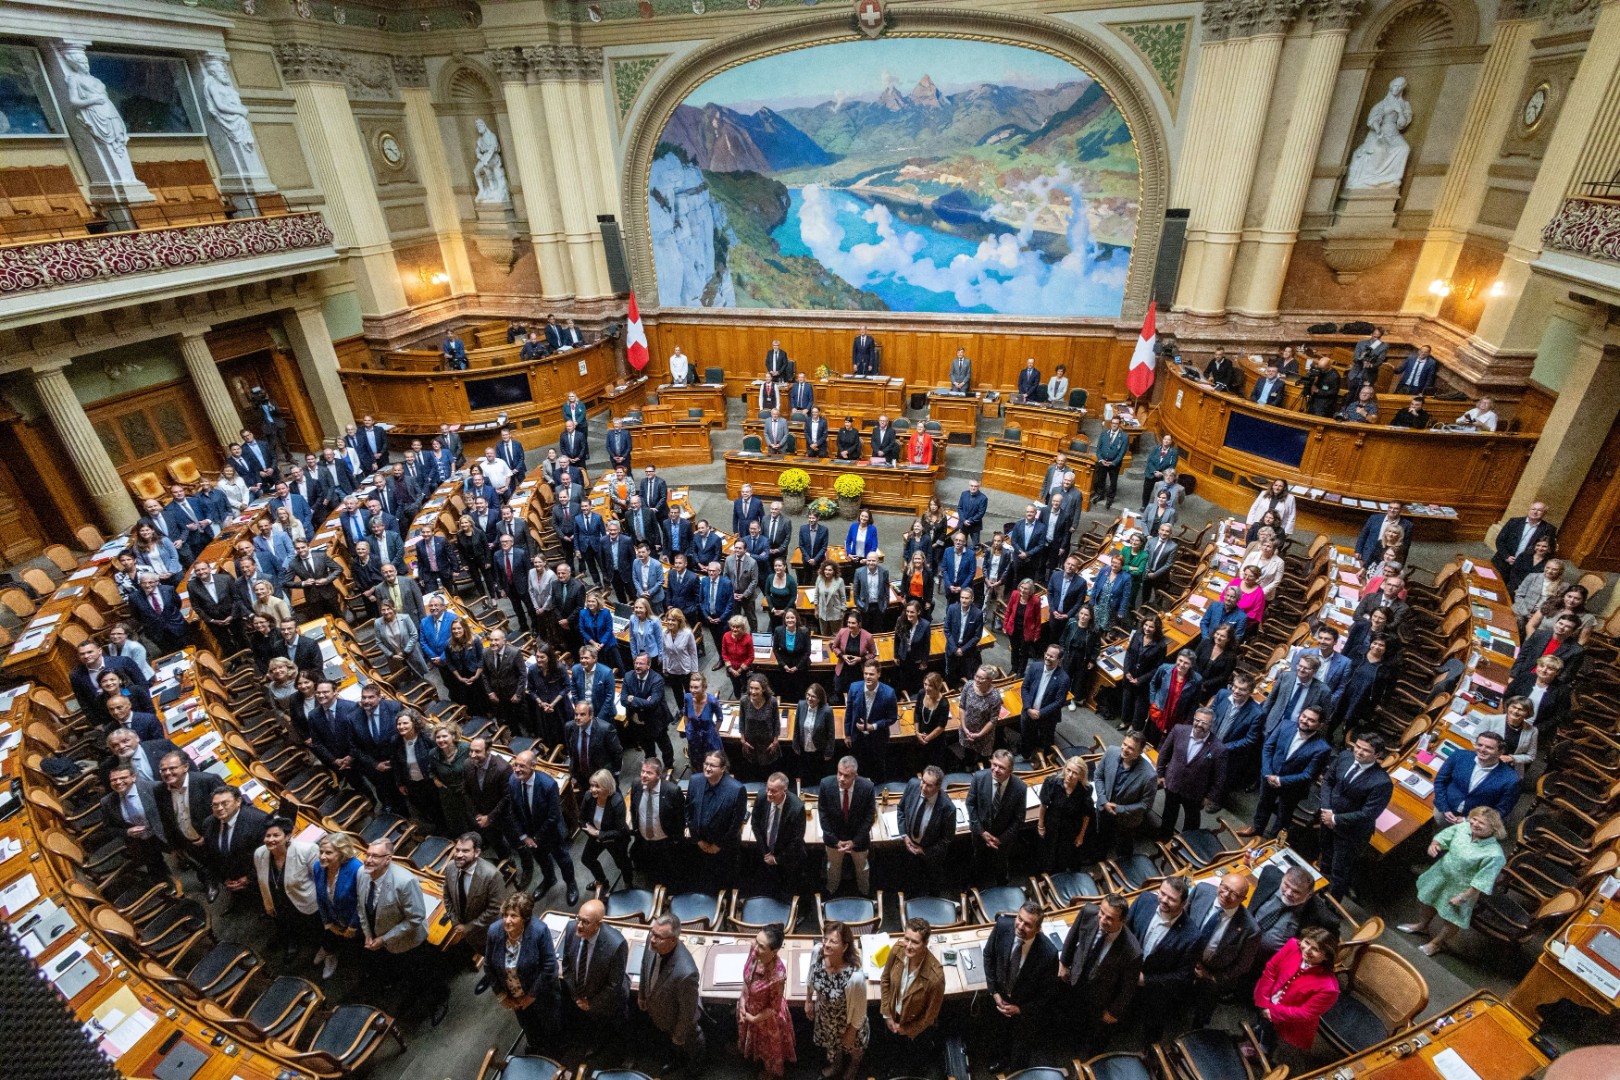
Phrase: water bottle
[{"left": 1417, "top": 732, "right": 1432, "bottom": 753}]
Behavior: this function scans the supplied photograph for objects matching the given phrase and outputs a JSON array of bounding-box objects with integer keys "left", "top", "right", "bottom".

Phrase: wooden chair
[
  {"left": 167, "top": 456, "right": 204, "bottom": 487},
  {"left": 1317, "top": 944, "right": 1429, "bottom": 1056},
  {"left": 0, "top": 586, "right": 36, "bottom": 619},
  {"left": 818, "top": 892, "right": 882, "bottom": 935},
  {"left": 729, "top": 891, "right": 799, "bottom": 934},
  {"left": 898, "top": 891, "right": 972, "bottom": 930},
  {"left": 1167, "top": 1024, "right": 1276, "bottom": 1080},
  {"left": 19, "top": 565, "right": 56, "bottom": 596},
  {"left": 74, "top": 523, "right": 106, "bottom": 550},
  {"left": 43, "top": 543, "right": 79, "bottom": 574},
  {"left": 128, "top": 471, "right": 166, "bottom": 502},
  {"left": 266, "top": 1005, "right": 406, "bottom": 1078}
]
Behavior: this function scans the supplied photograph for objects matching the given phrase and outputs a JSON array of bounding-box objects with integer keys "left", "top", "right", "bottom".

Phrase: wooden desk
[
  {"left": 925, "top": 391, "right": 983, "bottom": 445},
  {"left": 1508, "top": 881, "right": 1620, "bottom": 1018},
  {"left": 338, "top": 340, "right": 618, "bottom": 455},
  {"left": 817, "top": 374, "right": 907, "bottom": 415},
  {"left": 638, "top": 401, "right": 723, "bottom": 428},
  {"left": 982, "top": 440, "right": 1094, "bottom": 512},
  {"left": 724, "top": 451, "right": 940, "bottom": 516},
  {"left": 1295, "top": 993, "right": 1546, "bottom": 1080},
  {"left": 654, "top": 383, "right": 728, "bottom": 425},
  {"left": 600, "top": 376, "right": 650, "bottom": 417},
  {"left": 1003, "top": 401, "right": 1087, "bottom": 454},
  {"left": 1157, "top": 364, "right": 1537, "bottom": 538},
  {"left": 2, "top": 543, "right": 128, "bottom": 697},
  {"left": 742, "top": 418, "right": 950, "bottom": 470},
  {"left": 1234, "top": 355, "right": 1490, "bottom": 428},
  {"left": 628, "top": 421, "right": 712, "bottom": 467}
]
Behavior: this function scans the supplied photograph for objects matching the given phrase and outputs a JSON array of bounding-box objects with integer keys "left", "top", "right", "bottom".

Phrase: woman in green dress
[
  {"left": 430, "top": 722, "right": 474, "bottom": 835},
  {"left": 1398, "top": 806, "right": 1507, "bottom": 955},
  {"left": 1122, "top": 530, "right": 1151, "bottom": 608}
]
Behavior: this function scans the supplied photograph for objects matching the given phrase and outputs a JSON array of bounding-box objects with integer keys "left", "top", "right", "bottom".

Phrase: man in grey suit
[
  {"left": 1058, "top": 894, "right": 1142, "bottom": 1056},
  {"left": 358, "top": 838, "right": 448, "bottom": 1024},
  {"left": 287, "top": 539, "right": 343, "bottom": 621},
  {"left": 853, "top": 552, "right": 892, "bottom": 632},
  {"left": 948, "top": 347, "right": 973, "bottom": 392},
  {"left": 1247, "top": 864, "right": 1324, "bottom": 965},
  {"left": 1141, "top": 522, "right": 1179, "bottom": 607},
  {"left": 377, "top": 563, "right": 426, "bottom": 623},
  {"left": 724, "top": 541, "right": 760, "bottom": 631},
  {"left": 102, "top": 763, "right": 171, "bottom": 878},
  {"left": 638, "top": 912, "right": 704, "bottom": 1077},
  {"left": 1094, "top": 732, "right": 1156, "bottom": 857},
  {"left": 1262, "top": 655, "right": 1327, "bottom": 738},
  {"left": 897, "top": 766, "right": 955, "bottom": 895},
  {"left": 444, "top": 832, "right": 506, "bottom": 958},
  {"left": 562, "top": 899, "right": 630, "bottom": 1057}
]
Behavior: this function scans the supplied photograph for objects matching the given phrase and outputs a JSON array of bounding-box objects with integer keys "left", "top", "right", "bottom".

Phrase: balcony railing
[
  {"left": 1541, "top": 196, "right": 1620, "bottom": 264},
  {"left": 0, "top": 211, "right": 335, "bottom": 296}
]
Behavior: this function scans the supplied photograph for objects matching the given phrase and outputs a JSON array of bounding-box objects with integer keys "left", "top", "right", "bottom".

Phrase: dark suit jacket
[
  {"left": 507, "top": 770, "right": 568, "bottom": 847},
  {"left": 203, "top": 804, "right": 270, "bottom": 880},
  {"left": 1251, "top": 376, "right": 1286, "bottom": 407},
  {"left": 1318, "top": 749, "right": 1393, "bottom": 843},
  {"left": 130, "top": 586, "right": 188, "bottom": 643},
  {"left": 967, "top": 769, "right": 1027, "bottom": 848},
  {"left": 685, "top": 774, "right": 746, "bottom": 849},
  {"left": 479, "top": 916, "right": 559, "bottom": 1005},
  {"left": 750, "top": 791, "right": 807, "bottom": 869},
  {"left": 561, "top": 922, "right": 629, "bottom": 1016},
  {"left": 187, "top": 575, "right": 243, "bottom": 628},
  {"left": 1493, "top": 516, "right": 1559, "bottom": 579},
  {"left": 101, "top": 778, "right": 170, "bottom": 847},
  {"left": 983, "top": 915, "right": 1059, "bottom": 1010},
  {"left": 347, "top": 698, "right": 403, "bottom": 773},
  {"left": 100, "top": 738, "right": 184, "bottom": 784},
  {"left": 1059, "top": 904, "right": 1143, "bottom": 1020},
  {"left": 465, "top": 754, "right": 513, "bottom": 823},
  {"left": 1511, "top": 628, "right": 1585, "bottom": 684},
  {"left": 630, "top": 780, "right": 686, "bottom": 841},
  {"left": 816, "top": 775, "right": 876, "bottom": 851},
  {"left": 564, "top": 718, "right": 624, "bottom": 780},
  {"left": 1126, "top": 892, "right": 1203, "bottom": 993},
  {"left": 1260, "top": 723, "right": 1332, "bottom": 789},
  {"left": 271, "top": 633, "right": 323, "bottom": 674},
  {"left": 72, "top": 656, "right": 150, "bottom": 727},
  {"left": 445, "top": 855, "right": 506, "bottom": 953},
  {"left": 870, "top": 424, "right": 898, "bottom": 462},
  {"left": 481, "top": 644, "right": 526, "bottom": 699},
  {"left": 156, "top": 771, "right": 224, "bottom": 846},
  {"left": 1157, "top": 723, "right": 1229, "bottom": 803},
  {"left": 897, "top": 779, "right": 955, "bottom": 857},
  {"left": 1187, "top": 885, "right": 1262, "bottom": 988}
]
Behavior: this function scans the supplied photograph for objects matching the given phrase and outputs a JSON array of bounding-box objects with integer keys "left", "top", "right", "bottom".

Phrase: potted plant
[
  {"left": 807, "top": 496, "right": 839, "bottom": 520},
  {"left": 778, "top": 467, "right": 811, "bottom": 513},
  {"left": 833, "top": 473, "right": 866, "bottom": 520}
]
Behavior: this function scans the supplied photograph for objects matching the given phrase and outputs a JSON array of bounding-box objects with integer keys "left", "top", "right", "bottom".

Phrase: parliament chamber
[{"left": 6, "top": 1, "right": 1620, "bottom": 1080}]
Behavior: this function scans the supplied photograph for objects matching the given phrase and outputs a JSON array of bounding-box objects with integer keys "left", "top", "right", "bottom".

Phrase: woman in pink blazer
[{"left": 1252, "top": 926, "right": 1341, "bottom": 1059}]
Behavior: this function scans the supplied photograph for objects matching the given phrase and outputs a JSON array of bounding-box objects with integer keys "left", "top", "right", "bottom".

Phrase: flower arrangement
[
  {"left": 778, "top": 468, "right": 811, "bottom": 495},
  {"left": 815, "top": 363, "right": 835, "bottom": 380},
  {"left": 807, "top": 497, "right": 839, "bottom": 519},
  {"left": 834, "top": 473, "right": 866, "bottom": 500}
]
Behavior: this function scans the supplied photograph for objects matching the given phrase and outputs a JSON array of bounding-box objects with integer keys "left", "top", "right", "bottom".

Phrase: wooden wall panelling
[
  {"left": 1563, "top": 406, "right": 1620, "bottom": 572},
  {"left": 334, "top": 335, "right": 375, "bottom": 370},
  {"left": 0, "top": 411, "right": 96, "bottom": 546},
  {"left": 85, "top": 378, "right": 222, "bottom": 490}
]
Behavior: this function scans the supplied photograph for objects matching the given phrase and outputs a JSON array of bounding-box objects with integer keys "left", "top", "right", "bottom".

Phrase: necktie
[
  {"left": 648, "top": 951, "right": 663, "bottom": 992},
  {"left": 150, "top": 593, "right": 161, "bottom": 613},
  {"left": 577, "top": 726, "right": 590, "bottom": 768},
  {"left": 993, "top": 781, "right": 1005, "bottom": 818},
  {"left": 364, "top": 877, "right": 380, "bottom": 931},
  {"left": 577, "top": 935, "right": 592, "bottom": 982},
  {"left": 523, "top": 780, "right": 533, "bottom": 825},
  {"left": 370, "top": 708, "right": 381, "bottom": 743},
  {"left": 1287, "top": 682, "right": 1306, "bottom": 720},
  {"left": 767, "top": 802, "right": 780, "bottom": 849},
  {"left": 842, "top": 787, "right": 850, "bottom": 819},
  {"left": 505, "top": 554, "right": 514, "bottom": 582},
  {"left": 1008, "top": 938, "right": 1024, "bottom": 987},
  {"left": 459, "top": 870, "right": 471, "bottom": 909},
  {"left": 220, "top": 822, "right": 231, "bottom": 852}
]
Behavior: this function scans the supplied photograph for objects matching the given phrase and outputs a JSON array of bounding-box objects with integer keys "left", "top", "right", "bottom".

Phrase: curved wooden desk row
[
  {"left": 627, "top": 421, "right": 713, "bottom": 467},
  {"left": 724, "top": 452, "right": 942, "bottom": 516},
  {"left": 1231, "top": 355, "right": 1486, "bottom": 427},
  {"left": 1156, "top": 365, "right": 1536, "bottom": 539}
]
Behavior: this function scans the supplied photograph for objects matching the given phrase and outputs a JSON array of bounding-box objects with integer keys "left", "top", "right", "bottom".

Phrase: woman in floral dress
[
  {"left": 736, "top": 923, "right": 795, "bottom": 1080},
  {"left": 808, "top": 919, "right": 869, "bottom": 1079}
]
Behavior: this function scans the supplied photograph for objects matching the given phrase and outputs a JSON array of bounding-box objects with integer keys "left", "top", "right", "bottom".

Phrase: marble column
[
  {"left": 1181, "top": 25, "right": 1289, "bottom": 317},
  {"left": 178, "top": 330, "right": 244, "bottom": 449},
  {"left": 532, "top": 47, "right": 608, "bottom": 299},
  {"left": 274, "top": 44, "right": 408, "bottom": 318},
  {"left": 490, "top": 49, "right": 574, "bottom": 302},
  {"left": 567, "top": 51, "right": 621, "bottom": 295},
  {"left": 1402, "top": 2, "right": 1543, "bottom": 315},
  {"left": 1505, "top": 300, "right": 1620, "bottom": 523},
  {"left": 1233, "top": 0, "right": 1357, "bottom": 317},
  {"left": 279, "top": 302, "right": 355, "bottom": 439},
  {"left": 190, "top": 50, "right": 277, "bottom": 212},
  {"left": 1467, "top": 0, "right": 1620, "bottom": 365},
  {"left": 394, "top": 56, "right": 476, "bottom": 297},
  {"left": 32, "top": 360, "right": 138, "bottom": 531},
  {"left": 1170, "top": 35, "right": 1236, "bottom": 310},
  {"left": 38, "top": 39, "right": 153, "bottom": 227}
]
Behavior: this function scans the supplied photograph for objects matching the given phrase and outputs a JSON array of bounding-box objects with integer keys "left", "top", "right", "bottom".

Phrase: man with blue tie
[
  {"left": 844, "top": 660, "right": 898, "bottom": 779},
  {"left": 640, "top": 466, "right": 670, "bottom": 517},
  {"left": 957, "top": 479, "right": 988, "bottom": 546},
  {"left": 507, "top": 749, "right": 578, "bottom": 904},
  {"left": 662, "top": 503, "right": 692, "bottom": 562},
  {"left": 1239, "top": 706, "right": 1331, "bottom": 839},
  {"left": 559, "top": 419, "right": 589, "bottom": 466},
  {"left": 686, "top": 750, "right": 746, "bottom": 891},
  {"left": 571, "top": 644, "right": 617, "bottom": 721},
  {"left": 1432, "top": 731, "right": 1520, "bottom": 825},
  {"left": 544, "top": 315, "right": 565, "bottom": 351},
  {"left": 338, "top": 496, "right": 371, "bottom": 550},
  {"left": 606, "top": 418, "right": 633, "bottom": 472},
  {"left": 1020, "top": 645, "right": 1072, "bottom": 753},
  {"left": 944, "top": 594, "right": 985, "bottom": 688},
  {"left": 940, "top": 531, "right": 977, "bottom": 610},
  {"left": 797, "top": 511, "right": 829, "bottom": 584},
  {"left": 1045, "top": 554, "right": 1087, "bottom": 645},
  {"left": 1208, "top": 673, "right": 1266, "bottom": 803},
  {"left": 574, "top": 504, "right": 607, "bottom": 586},
  {"left": 1394, "top": 344, "right": 1437, "bottom": 395},
  {"left": 1094, "top": 416, "right": 1129, "bottom": 509},
  {"left": 789, "top": 372, "right": 814, "bottom": 413},
  {"left": 237, "top": 430, "right": 277, "bottom": 491},
  {"left": 1016, "top": 357, "right": 1042, "bottom": 399},
  {"left": 442, "top": 331, "right": 469, "bottom": 369},
  {"left": 348, "top": 682, "right": 405, "bottom": 812},
  {"left": 163, "top": 482, "right": 215, "bottom": 563},
  {"left": 732, "top": 484, "right": 764, "bottom": 536},
  {"left": 624, "top": 495, "right": 660, "bottom": 556},
  {"left": 495, "top": 427, "right": 527, "bottom": 482},
  {"left": 1250, "top": 363, "right": 1286, "bottom": 407},
  {"left": 303, "top": 686, "right": 358, "bottom": 783},
  {"left": 667, "top": 554, "right": 701, "bottom": 632}
]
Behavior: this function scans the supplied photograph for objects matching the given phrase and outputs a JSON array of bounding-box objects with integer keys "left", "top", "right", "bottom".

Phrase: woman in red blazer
[
  {"left": 907, "top": 429, "right": 934, "bottom": 465},
  {"left": 1252, "top": 926, "right": 1341, "bottom": 1058},
  {"left": 1000, "top": 577, "right": 1045, "bottom": 674}
]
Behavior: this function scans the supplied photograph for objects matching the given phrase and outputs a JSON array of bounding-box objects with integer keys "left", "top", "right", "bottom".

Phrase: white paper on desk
[
  {"left": 1560, "top": 945, "right": 1620, "bottom": 999},
  {"left": 881, "top": 809, "right": 900, "bottom": 837},
  {"left": 1431, "top": 1047, "right": 1484, "bottom": 1080},
  {"left": 712, "top": 951, "right": 748, "bottom": 986},
  {"left": 795, "top": 951, "right": 813, "bottom": 985},
  {"left": 99, "top": 1007, "right": 157, "bottom": 1058},
  {"left": 68, "top": 566, "right": 97, "bottom": 581},
  {"left": 0, "top": 684, "right": 27, "bottom": 714},
  {"left": 0, "top": 872, "right": 41, "bottom": 916},
  {"left": 0, "top": 836, "right": 23, "bottom": 864},
  {"left": 0, "top": 730, "right": 20, "bottom": 756}
]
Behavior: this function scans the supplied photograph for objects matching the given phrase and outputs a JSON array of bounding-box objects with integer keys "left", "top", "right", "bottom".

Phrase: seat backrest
[
  {"left": 1068, "top": 389, "right": 1088, "bottom": 409},
  {"left": 1347, "top": 944, "right": 1428, "bottom": 1029},
  {"left": 168, "top": 456, "right": 201, "bottom": 486},
  {"left": 74, "top": 523, "right": 105, "bottom": 550},
  {"left": 704, "top": 366, "right": 725, "bottom": 384},
  {"left": 43, "top": 543, "right": 78, "bottom": 573},
  {"left": 19, "top": 566, "right": 55, "bottom": 596},
  {"left": 0, "top": 587, "right": 36, "bottom": 618},
  {"left": 128, "top": 471, "right": 166, "bottom": 501}
]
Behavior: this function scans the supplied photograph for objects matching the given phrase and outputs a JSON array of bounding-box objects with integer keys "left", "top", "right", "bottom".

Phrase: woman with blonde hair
[
  {"left": 1038, "top": 755, "right": 1093, "bottom": 870},
  {"left": 813, "top": 560, "right": 847, "bottom": 636},
  {"left": 430, "top": 721, "right": 474, "bottom": 834},
  {"left": 1399, "top": 805, "right": 1507, "bottom": 955},
  {"left": 579, "top": 768, "right": 631, "bottom": 892},
  {"left": 721, "top": 613, "right": 755, "bottom": 699},
  {"left": 215, "top": 463, "right": 251, "bottom": 513},
  {"left": 264, "top": 656, "right": 300, "bottom": 714},
  {"left": 660, "top": 606, "right": 699, "bottom": 693},
  {"left": 311, "top": 831, "right": 361, "bottom": 980},
  {"left": 273, "top": 503, "right": 306, "bottom": 545}
]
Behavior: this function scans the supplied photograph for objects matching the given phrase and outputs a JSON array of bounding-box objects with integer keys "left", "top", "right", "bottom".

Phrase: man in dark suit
[
  {"left": 1059, "top": 894, "right": 1142, "bottom": 1055},
  {"left": 1020, "top": 645, "right": 1071, "bottom": 754},
  {"left": 72, "top": 640, "right": 150, "bottom": 730},
  {"left": 851, "top": 326, "right": 877, "bottom": 375},
  {"left": 104, "top": 695, "right": 162, "bottom": 743},
  {"left": 286, "top": 539, "right": 343, "bottom": 621},
  {"left": 495, "top": 428, "right": 527, "bottom": 482},
  {"left": 315, "top": 450, "right": 355, "bottom": 506},
  {"left": 101, "top": 726, "right": 183, "bottom": 785},
  {"left": 507, "top": 750, "right": 579, "bottom": 904},
  {"left": 1262, "top": 655, "right": 1328, "bottom": 739},
  {"left": 1208, "top": 674, "right": 1266, "bottom": 803},
  {"left": 1302, "top": 353, "right": 1342, "bottom": 416},
  {"left": 560, "top": 900, "right": 630, "bottom": 1057},
  {"left": 630, "top": 759, "right": 686, "bottom": 888},
  {"left": 130, "top": 573, "right": 188, "bottom": 655},
  {"left": 305, "top": 679, "right": 362, "bottom": 789},
  {"left": 1093, "top": 416, "right": 1130, "bottom": 509},
  {"left": 968, "top": 751, "right": 1027, "bottom": 885},
  {"left": 638, "top": 912, "right": 705, "bottom": 1076},
  {"left": 751, "top": 771, "right": 807, "bottom": 899},
  {"left": 1394, "top": 344, "right": 1438, "bottom": 394},
  {"left": 1036, "top": 493, "right": 1074, "bottom": 577},
  {"left": 559, "top": 419, "right": 589, "bottom": 466},
  {"left": 237, "top": 432, "right": 278, "bottom": 491},
  {"left": 731, "top": 484, "right": 764, "bottom": 536},
  {"left": 1126, "top": 875, "right": 1204, "bottom": 1039},
  {"left": 851, "top": 553, "right": 891, "bottom": 634},
  {"left": 565, "top": 701, "right": 624, "bottom": 789},
  {"left": 1317, "top": 733, "right": 1394, "bottom": 898},
  {"left": 621, "top": 652, "right": 673, "bottom": 769},
  {"left": 358, "top": 415, "right": 391, "bottom": 469},
  {"left": 1203, "top": 346, "right": 1242, "bottom": 394},
  {"left": 943, "top": 596, "right": 985, "bottom": 689},
  {"left": 465, "top": 737, "right": 513, "bottom": 857},
  {"left": 570, "top": 648, "right": 618, "bottom": 732},
  {"left": 1492, "top": 501, "right": 1558, "bottom": 583},
  {"left": 660, "top": 506, "right": 693, "bottom": 567},
  {"left": 1156, "top": 708, "right": 1229, "bottom": 837},
  {"left": 1248, "top": 864, "right": 1332, "bottom": 963},
  {"left": 1240, "top": 706, "right": 1331, "bottom": 839},
  {"left": 156, "top": 751, "right": 224, "bottom": 897},
  {"left": 803, "top": 406, "right": 829, "bottom": 457},
  {"left": 982, "top": 902, "right": 1059, "bottom": 1072},
  {"left": 790, "top": 374, "right": 815, "bottom": 415},
  {"left": 102, "top": 763, "right": 172, "bottom": 878},
  {"left": 1354, "top": 503, "right": 1413, "bottom": 566},
  {"left": 665, "top": 555, "right": 701, "bottom": 637},
  {"left": 639, "top": 465, "right": 669, "bottom": 518},
  {"left": 187, "top": 561, "right": 245, "bottom": 656},
  {"left": 1352, "top": 576, "right": 1411, "bottom": 631},
  {"left": 1016, "top": 357, "right": 1042, "bottom": 399},
  {"left": 686, "top": 750, "right": 746, "bottom": 893},
  {"left": 817, "top": 756, "right": 876, "bottom": 896},
  {"left": 162, "top": 484, "right": 215, "bottom": 563},
  {"left": 1250, "top": 362, "right": 1286, "bottom": 407},
  {"left": 870, "top": 415, "right": 898, "bottom": 463},
  {"left": 482, "top": 627, "right": 527, "bottom": 736},
  {"left": 1185, "top": 870, "right": 1261, "bottom": 1027},
  {"left": 271, "top": 617, "right": 323, "bottom": 674},
  {"left": 765, "top": 340, "right": 793, "bottom": 384},
  {"left": 625, "top": 498, "right": 661, "bottom": 558},
  {"left": 491, "top": 533, "right": 537, "bottom": 634},
  {"left": 844, "top": 661, "right": 898, "bottom": 778},
  {"left": 203, "top": 785, "right": 270, "bottom": 904},
  {"left": 897, "top": 766, "right": 954, "bottom": 896},
  {"left": 605, "top": 418, "right": 634, "bottom": 472},
  {"left": 797, "top": 511, "right": 830, "bottom": 584}
]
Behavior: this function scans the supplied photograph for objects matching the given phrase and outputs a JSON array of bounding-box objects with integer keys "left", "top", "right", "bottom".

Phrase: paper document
[
  {"left": 711, "top": 951, "right": 748, "bottom": 986},
  {"left": 1431, "top": 1048, "right": 1484, "bottom": 1080}
]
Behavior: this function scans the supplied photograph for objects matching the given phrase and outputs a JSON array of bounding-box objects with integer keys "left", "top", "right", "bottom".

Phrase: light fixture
[
  {"left": 417, "top": 268, "right": 450, "bottom": 288},
  {"left": 1428, "top": 278, "right": 1451, "bottom": 298},
  {"left": 1489, "top": 280, "right": 1506, "bottom": 297}
]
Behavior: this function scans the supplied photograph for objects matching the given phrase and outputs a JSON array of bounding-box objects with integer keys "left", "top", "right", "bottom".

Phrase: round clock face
[
  {"left": 1522, "top": 85, "right": 1548, "bottom": 131},
  {"left": 378, "top": 132, "right": 405, "bottom": 168}
]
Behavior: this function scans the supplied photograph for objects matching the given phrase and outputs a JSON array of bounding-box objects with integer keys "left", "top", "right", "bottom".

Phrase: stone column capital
[
  {"left": 1499, "top": 0, "right": 1550, "bottom": 18},
  {"left": 486, "top": 47, "right": 530, "bottom": 84},
  {"left": 1303, "top": 0, "right": 1362, "bottom": 31},
  {"left": 275, "top": 43, "right": 349, "bottom": 85},
  {"left": 391, "top": 54, "right": 429, "bottom": 89},
  {"left": 30, "top": 357, "right": 73, "bottom": 376}
]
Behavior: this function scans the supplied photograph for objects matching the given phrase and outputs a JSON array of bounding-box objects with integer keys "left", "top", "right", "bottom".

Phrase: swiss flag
[
  {"left": 1126, "top": 301, "right": 1158, "bottom": 398},
  {"left": 625, "top": 291, "right": 649, "bottom": 371}
]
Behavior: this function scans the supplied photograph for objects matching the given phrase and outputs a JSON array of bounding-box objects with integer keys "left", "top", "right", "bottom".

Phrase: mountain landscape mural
[{"left": 646, "top": 37, "right": 1140, "bottom": 317}]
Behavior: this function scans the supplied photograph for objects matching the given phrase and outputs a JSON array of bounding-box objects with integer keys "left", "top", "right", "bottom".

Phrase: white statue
[
  {"left": 1345, "top": 76, "right": 1413, "bottom": 190},
  {"left": 201, "top": 56, "right": 255, "bottom": 153},
  {"left": 61, "top": 45, "right": 129, "bottom": 158},
  {"left": 472, "top": 118, "right": 509, "bottom": 205}
]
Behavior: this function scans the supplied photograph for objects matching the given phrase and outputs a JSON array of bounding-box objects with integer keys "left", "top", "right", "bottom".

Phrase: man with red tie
[{"left": 131, "top": 572, "right": 188, "bottom": 655}]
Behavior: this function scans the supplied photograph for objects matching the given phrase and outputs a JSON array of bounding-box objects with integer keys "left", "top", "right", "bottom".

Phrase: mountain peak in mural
[
  {"left": 662, "top": 101, "right": 833, "bottom": 173},
  {"left": 908, "top": 74, "right": 949, "bottom": 108}
]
